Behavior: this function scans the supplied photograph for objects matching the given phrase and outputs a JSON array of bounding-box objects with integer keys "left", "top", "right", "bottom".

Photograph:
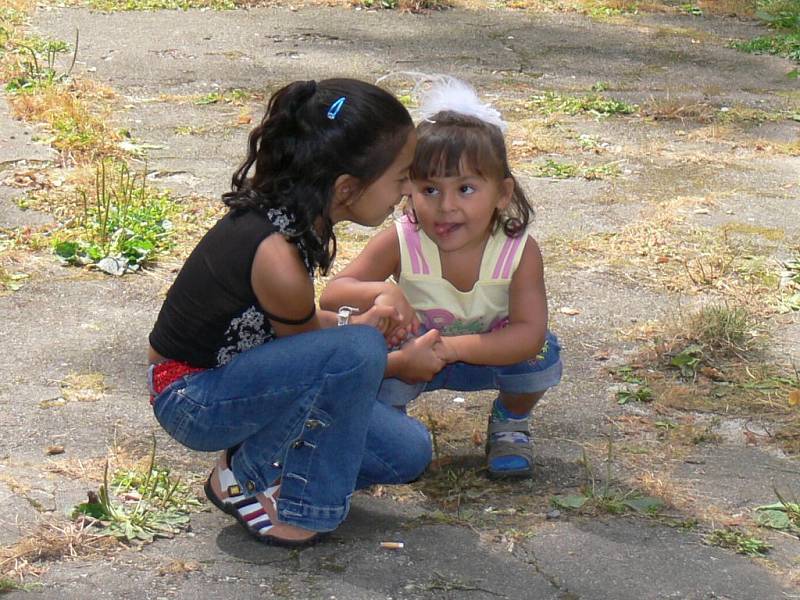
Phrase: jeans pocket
[{"left": 153, "top": 387, "right": 203, "bottom": 449}]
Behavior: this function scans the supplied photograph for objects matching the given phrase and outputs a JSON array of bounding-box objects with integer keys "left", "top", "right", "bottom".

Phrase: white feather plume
[
  {"left": 417, "top": 75, "right": 507, "bottom": 133},
  {"left": 376, "top": 72, "right": 507, "bottom": 133}
]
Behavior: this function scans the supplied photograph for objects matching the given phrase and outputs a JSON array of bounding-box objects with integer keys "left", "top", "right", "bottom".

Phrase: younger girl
[
  {"left": 147, "top": 79, "right": 443, "bottom": 547},
  {"left": 321, "top": 77, "right": 562, "bottom": 479}
]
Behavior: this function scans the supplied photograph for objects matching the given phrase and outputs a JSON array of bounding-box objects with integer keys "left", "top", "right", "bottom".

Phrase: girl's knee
[
  {"left": 399, "top": 418, "right": 433, "bottom": 481},
  {"left": 332, "top": 325, "right": 387, "bottom": 375}
]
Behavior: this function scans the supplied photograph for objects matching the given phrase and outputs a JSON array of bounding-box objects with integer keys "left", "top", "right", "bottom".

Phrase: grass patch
[
  {"left": 7, "top": 78, "right": 119, "bottom": 164},
  {"left": 705, "top": 528, "right": 771, "bottom": 556},
  {"left": 530, "top": 158, "right": 621, "bottom": 179},
  {"left": 57, "top": 0, "right": 237, "bottom": 10},
  {"left": 0, "top": 520, "right": 116, "bottom": 584},
  {"left": 351, "top": 0, "right": 451, "bottom": 10},
  {"left": 71, "top": 439, "right": 201, "bottom": 543},
  {"left": 550, "top": 198, "right": 781, "bottom": 304},
  {"left": 193, "top": 88, "right": 253, "bottom": 106},
  {"left": 52, "top": 160, "right": 176, "bottom": 274},
  {"left": 780, "top": 254, "right": 800, "bottom": 311},
  {"left": 551, "top": 441, "right": 666, "bottom": 516},
  {"left": 731, "top": 0, "right": 800, "bottom": 69},
  {"left": 528, "top": 91, "right": 637, "bottom": 117}
]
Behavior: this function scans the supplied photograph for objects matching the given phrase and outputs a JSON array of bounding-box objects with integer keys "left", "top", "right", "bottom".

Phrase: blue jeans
[
  {"left": 378, "top": 331, "right": 563, "bottom": 408},
  {"left": 151, "top": 325, "right": 432, "bottom": 532}
]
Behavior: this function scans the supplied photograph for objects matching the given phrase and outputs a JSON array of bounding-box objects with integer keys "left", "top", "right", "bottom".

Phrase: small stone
[
  {"left": 546, "top": 509, "right": 561, "bottom": 520},
  {"left": 46, "top": 445, "right": 65, "bottom": 455}
]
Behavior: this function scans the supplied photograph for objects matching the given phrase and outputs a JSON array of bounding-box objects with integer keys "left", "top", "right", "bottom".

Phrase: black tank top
[{"left": 149, "top": 207, "right": 313, "bottom": 368}]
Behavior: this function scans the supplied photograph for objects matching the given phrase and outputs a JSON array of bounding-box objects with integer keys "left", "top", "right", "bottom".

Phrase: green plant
[
  {"left": 756, "top": 488, "right": 800, "bottom": 534},
  {"left": 616, "top": 384, "right": 654, "bottom": 404},
  {"left": 705, "top": 528, "right": 771, "bottom": 556},
  {"left": 670, "top": 344, "right": 704, "bottom": 378},
  {"left": 53, "top": 160, "right": 175, "bottom": 273},
  {"left": 680, "top": 3, "right": 703, "bottom": 16},
  {"left": 5, "top": 32, "right": 77, "bottom": 93},
  {"left": 686, "top": 304, "right": 757, "bottom": 357},
  {"left": 194, "top": 88, "right": 251, "bottom": 105},
  {"left": 85, "top": 0, "right": 235, "bottom": 10},
  {"left": 71, "top": 437, "right": 201, "bottom": 543},
  {"left": 532, "top": 159, "right": 620, "bottom": 180},
  {"left": 732, "top": 0, "right": 800, "bottom": 64},
  {"left": 529, "top": 91, "right": 637, "bottom": 116},
  {"left": 551, "top": 440, "right": 664, "bottom": 515}
]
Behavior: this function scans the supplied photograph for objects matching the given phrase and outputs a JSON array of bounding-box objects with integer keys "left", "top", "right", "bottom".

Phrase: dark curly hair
[
  {"left": 223, "top": 79, "right": 414, "bottom": 274},
  {"left": 409, "top": 110, "right": 531, "bottom": 238}
]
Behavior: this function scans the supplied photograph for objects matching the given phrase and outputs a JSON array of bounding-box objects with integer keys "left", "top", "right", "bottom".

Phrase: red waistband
[{"left": 150, "top": 360, "right": 205, "bottom": 405}]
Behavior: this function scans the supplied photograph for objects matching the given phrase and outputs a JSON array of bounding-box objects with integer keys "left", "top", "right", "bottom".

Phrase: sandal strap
[
  {"left": 487, "top": 417, "right": 531, "bottom": 436},
  {"left": 488, "top": 439, "right": 533, "bottom": 460}
]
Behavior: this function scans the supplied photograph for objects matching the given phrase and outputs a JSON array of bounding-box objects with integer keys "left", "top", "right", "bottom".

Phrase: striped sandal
[{"left": 203, "top": 451, "right": 323, "bottom": 547}]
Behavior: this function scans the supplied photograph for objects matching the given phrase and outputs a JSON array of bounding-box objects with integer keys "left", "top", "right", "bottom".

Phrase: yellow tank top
[{"left": 395, "top": 216, "right": 528, "bottom": 336}]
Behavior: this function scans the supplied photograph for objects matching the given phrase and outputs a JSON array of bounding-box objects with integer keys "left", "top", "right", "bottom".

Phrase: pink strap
[
  {"left": 492, "top": 236, "right": 523, "bottom": 279},
  {"left": 402, "top": 219, "right": 430, "bottom": 275}
]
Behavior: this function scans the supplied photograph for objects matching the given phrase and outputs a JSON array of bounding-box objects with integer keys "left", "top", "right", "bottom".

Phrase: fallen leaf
[
  {"left": 236, "top": 114, "right": 252, "bottom": 125},
  {"left": 158, "top": 560, "right": 201, "bottom": 576},
  {"left": 700, "top": 366, "right": 725, "bottom": 381},
  {"left": 472, "top": 430, "right": 484, "bottom": 446},
  {"left": 789, "top": 389, "right": 800, "bottom": 407},
  {"left": 592, "top": 350, "right": 610, "bottom": 361},
  {"left": 656, "top": 256, "right": 670, "bottom": 264},
  {"left": 46, "top": 445, "right": 65, "bottom": 455},
  {"left": 558, "top": 306, "right": 580, "bottom": 316}
]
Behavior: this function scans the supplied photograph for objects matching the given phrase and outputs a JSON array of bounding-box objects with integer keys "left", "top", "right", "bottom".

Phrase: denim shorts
[{"left": 377, "top": 330, "right": 563, "bottom": 408}]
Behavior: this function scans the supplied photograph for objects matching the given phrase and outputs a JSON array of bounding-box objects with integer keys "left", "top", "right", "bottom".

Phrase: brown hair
[{"left": 409, "top": 110, "right": 531, "bottom": 237}]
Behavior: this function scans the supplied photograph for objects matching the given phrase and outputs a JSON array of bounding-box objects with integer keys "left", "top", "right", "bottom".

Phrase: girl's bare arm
[{"left": 320, "top": 227, "right": 402, "bottom": 312}]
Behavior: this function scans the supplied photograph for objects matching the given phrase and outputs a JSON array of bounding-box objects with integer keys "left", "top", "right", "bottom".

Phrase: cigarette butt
[{"left": 380, "top": 541, "right": 404, "bottom": 549}]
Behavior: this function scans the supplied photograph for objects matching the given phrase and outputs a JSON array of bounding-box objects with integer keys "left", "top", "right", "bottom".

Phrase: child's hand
[
  {"left": 396, "top": 329, "right": 445, "bottom": 383},
  {"left": 351, "top": 304, "right": 400, "bottom": 334},
  {"left": 375, "top": 285, "right": 420, "bottom": 344},
  {"left": 434, "top": 337, "right": 460, "bottom": 364}
]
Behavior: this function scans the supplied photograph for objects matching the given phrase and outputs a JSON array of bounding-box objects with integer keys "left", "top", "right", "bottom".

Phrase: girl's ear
[
  {"left": 497, "top": 177, "right": 514, "bottom": 210},
  {"left": 332, "top": 174, "right": 361, "bottom": 208}
]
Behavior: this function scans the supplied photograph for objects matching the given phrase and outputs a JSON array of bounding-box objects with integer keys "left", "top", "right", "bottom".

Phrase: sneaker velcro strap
[{"left": 487, "top": 418, "right": 530, "bottom": 435}]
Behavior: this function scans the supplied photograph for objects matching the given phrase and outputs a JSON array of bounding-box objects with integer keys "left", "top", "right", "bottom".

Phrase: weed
[
  {"left": 705, "top": 528, "right": 771, "bottom": 556},
  {"left": 53, "top": 160, "right": 175, "bottom": 273},
  {"left": 680, "top": 3, "right": 702, "bottom": 15},
  {"left": 194, "top": 88, "right": 251, "bottom": 106},
  {"left": 4, "top": 32, "right": 77, "bottom": 94},
  {"left": 731, "top": 0, "right": 800, "bottom": 64},
  {"left": 552, "top": 440, "right": 665, "bottom": 515},
  {"left": 684, "top": 303, "right": 758, "bottom": 358},
  {"left": 7, "top": 79, "right": 119, "bottom": 163},
  {"left": 532, "top": 158, "right": 620, "bottom": 179},
  {"left": 71, "top": 437, "right": 201, "bottom": 543},
  {"left": 528, "top": 91, "right": 637, "bottom": 116},
  {"left": 755, "top": 488, "right": 800, "bottom": 534},
  {"left": 79, "top": 0, "right": 236, "bottom": 10}
]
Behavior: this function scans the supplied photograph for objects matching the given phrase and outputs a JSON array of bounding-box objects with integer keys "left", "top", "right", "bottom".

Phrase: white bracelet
[{"left": 337, "top": 306, "right": 360, "bottom": 326}]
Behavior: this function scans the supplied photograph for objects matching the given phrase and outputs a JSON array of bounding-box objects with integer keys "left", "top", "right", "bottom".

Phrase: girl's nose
[{"left": 439, "top": 190, "right": 457, "bottom": 212}]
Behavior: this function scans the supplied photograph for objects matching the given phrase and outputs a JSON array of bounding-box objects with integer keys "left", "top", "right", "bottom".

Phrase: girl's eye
[
  {"left": 460, "top": 185, "right": 475, "bottom": 194},
  {"left": 423, "top": 186, "right": 439, "bottom": 196}
]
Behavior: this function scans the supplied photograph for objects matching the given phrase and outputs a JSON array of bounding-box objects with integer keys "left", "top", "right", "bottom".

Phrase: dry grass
[
  {"left": 0, "top": 520, "right": 118, "bottom": 583},
  {"left": 698, "top": 0, "right": 755, "bottom": 16},
  {"left": 7, "top": 79, "right": 120, "bottom": 165},
  {"left": 640, "top": 97, "right": 716, "bottom": 124},
  {"left": 58, "top": 372, "right": 108, "bottom": 403},
  {"left": 550, "top": 196, "right": 782, "bottom": 309}
]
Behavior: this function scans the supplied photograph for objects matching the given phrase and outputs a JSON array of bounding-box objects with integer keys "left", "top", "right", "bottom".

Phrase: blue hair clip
[{"left": 327, "top": 97, "right": 346, "bottom": 120}]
